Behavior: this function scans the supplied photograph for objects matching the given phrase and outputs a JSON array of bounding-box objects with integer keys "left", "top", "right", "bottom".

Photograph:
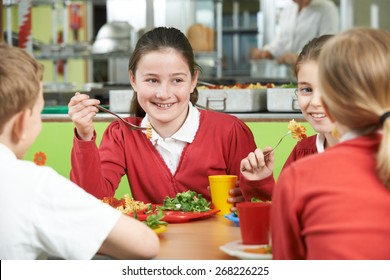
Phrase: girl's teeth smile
[
  {"left": 311, "top": 113, "right": 326, "bottom": 118},
  {"left": 155, "top": 103, "right": 173, "bottom": 108}
]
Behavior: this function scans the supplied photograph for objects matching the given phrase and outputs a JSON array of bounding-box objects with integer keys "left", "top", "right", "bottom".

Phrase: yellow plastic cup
[{"left": 208, "top": 175, "right": 237, "bottom": 215}]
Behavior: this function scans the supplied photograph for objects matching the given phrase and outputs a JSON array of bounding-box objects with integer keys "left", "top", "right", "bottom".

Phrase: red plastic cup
[{"left": 237, "top": 201, "right": 271, "bottom": 245}]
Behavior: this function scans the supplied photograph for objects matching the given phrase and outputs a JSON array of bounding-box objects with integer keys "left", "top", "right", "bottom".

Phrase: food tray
[
  {"left": 266, "top": 88, "right": 301, "bottom": 112},
  {"left": 196, "top": 88, "right": 267, "bottom": 112}
]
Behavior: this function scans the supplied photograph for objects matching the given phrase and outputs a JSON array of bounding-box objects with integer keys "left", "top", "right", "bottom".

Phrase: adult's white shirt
[
  {"left": 0, "top": 143, "right": 121, "bottom": 259},
  {"left": 264, "top": 0, "right": 339, "bottom": 58}
]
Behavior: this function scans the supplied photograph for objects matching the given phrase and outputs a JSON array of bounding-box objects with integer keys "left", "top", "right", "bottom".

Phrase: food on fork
[
  {"left": 146, "top": 122, "right": 152, "bottom": 139},
  {"left": 288, "top": 119, "right": 307, "bottom": 141}
]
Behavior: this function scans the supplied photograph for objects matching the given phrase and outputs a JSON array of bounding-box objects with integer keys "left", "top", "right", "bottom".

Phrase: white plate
[{"left": 220, "top": 240, "right": 272, "bottom": 260}]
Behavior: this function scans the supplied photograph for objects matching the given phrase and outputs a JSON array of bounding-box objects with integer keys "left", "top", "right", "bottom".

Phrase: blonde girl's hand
[
  {"left": 68, "top": 92, "right": 100, "bottom": 140},
  {"left": 240, "top": 147, "right": 275, "bottom": 181}
]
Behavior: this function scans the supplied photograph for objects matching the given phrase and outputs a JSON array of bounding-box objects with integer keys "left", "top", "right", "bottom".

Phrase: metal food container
[
  {"left": 92, "top": 21, "right": 134, "bottom": 54},
  {"left": 197, "top": 88, "right": 267, "bottom": 112},
  {"left": 267, "top": 88, "right": 300, "bottom": 112}
]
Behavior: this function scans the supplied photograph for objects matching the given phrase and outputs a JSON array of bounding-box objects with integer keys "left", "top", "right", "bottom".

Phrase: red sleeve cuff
[{"left": 239, "top": 174, "right": 275, "bottom": 201}]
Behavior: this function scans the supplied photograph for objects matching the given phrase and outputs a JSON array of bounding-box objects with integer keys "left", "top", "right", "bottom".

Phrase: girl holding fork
[
  {"left": 68, "top": 27, "right": 258, "bottom": 205},
  {"left": 239, "top": 34, "right": 338, "bottom": 200}
]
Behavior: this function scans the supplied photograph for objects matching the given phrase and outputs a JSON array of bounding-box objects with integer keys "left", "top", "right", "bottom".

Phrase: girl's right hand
[
  {"left": 68, "top": 92, "right": 100, "bottom": 140},
  {"left": 240, "top": 147, "right": 275, "bottom": 181}
]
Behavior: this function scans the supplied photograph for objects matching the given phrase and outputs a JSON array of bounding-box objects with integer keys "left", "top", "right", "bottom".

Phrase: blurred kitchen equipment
[
  {"left": 43, "top": 82, "right": 76, "bottom": 92},
  {"left": 92, "top": 21, "right": 133, "bottom": 54},
  {"left": 109, "top": 89, "right": 134, "bottom": 113},
  {"left": 197, "top": 81, "right": 217, "bottom": 87},
  {"left": 250, "top": 59, "right": 293, "bottom": 80},
  {"left": 267, "top": 87, "right": 300, "bottom": 112},
  {"left": 145, "top": 0, "right": 154, "bottom": 32},
  {"left": 188, "top": 23, "right": 216, "bottom": 78},
  {"left": 197, "top": 87, "right": 267, "bottom": 112},
  {"left": 196, "top": 52, "right": 217, "bottom": 78},
  {"left": 187, "top": 23, "right": 214, "bottom": 52},
  {"left": 81, "top": 82, "right": 104, "bottom": 91}
]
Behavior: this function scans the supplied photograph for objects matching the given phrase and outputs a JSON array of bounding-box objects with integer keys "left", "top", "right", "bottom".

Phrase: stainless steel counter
[
  {"left": 42, "top": 77, "right": 294, "bottom": 107},
  {"left": 232, "top": 112, "right": 304, "bottom": 122},
  {"left": 42, "top": 112, "right": 304, "bottom": 123}
]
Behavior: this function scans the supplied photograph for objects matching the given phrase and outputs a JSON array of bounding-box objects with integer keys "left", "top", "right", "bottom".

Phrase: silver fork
[
  {"left": 241, "top": 131, "right": 291, "bottom": 172},
  {"left": 94, "top": 105, "right": 148, "bottom": 131},
  {"left": 263, "top": 131, "right": 291, "bottom": 158}
]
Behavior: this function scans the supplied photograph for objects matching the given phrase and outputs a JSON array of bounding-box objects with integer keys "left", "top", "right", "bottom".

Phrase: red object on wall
[
  {"left": 18, "top": 6, "right": 32, "bottom": 50},
  {"left": 70, "top": 3, "right": 82, "bottom": 42},
  {"left": 57, "top": 30, "right": 64, "bottom": 76}
]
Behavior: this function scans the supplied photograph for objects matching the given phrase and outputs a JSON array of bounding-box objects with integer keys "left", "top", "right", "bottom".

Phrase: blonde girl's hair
[
  {"left": 0, "top": 43, "right": 44, "bottom": 133},
  {"left": 318, "top": 27, "right": 390, "bottom": 189}
]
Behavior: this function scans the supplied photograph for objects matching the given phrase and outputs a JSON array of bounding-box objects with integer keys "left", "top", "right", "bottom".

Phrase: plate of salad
[
  {"left": 136, "top": 208, "right": 168, "bottom": 235},
  {"left": 129, "top": 191, "right": 220, "bottom": 223}
]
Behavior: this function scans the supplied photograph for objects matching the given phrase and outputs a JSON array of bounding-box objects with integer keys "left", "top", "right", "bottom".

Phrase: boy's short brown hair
[{"left": 0, "top": 43, "right": 44, "bottom": 133}]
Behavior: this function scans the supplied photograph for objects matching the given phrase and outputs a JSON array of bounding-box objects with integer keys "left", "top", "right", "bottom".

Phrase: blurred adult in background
[{"left": 251, "top": 0, "right": 339, "bottom": 65}]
